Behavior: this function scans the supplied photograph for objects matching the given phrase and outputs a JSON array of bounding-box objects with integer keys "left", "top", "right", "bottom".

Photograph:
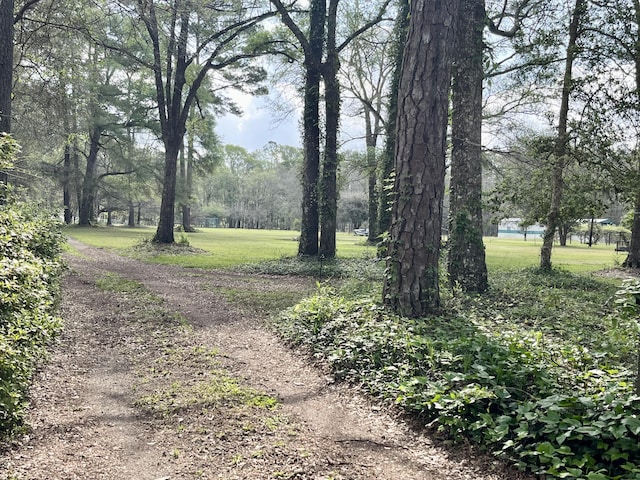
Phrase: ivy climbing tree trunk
[
  {"left": 540, "top": 0, "right": 585, "bottom": 270},
  {"left": 383, "top": 0, "right": 460, "bottom": 317},
  {"left": 299, "top": 0, "right": 325, "bottom": 256},
  {"left": 447, "top": 0, "right": 488, "bottom": 292},
  {"left": 0, "top": 0, "right": 12, "bottom": 135},
  {"left": 271, "top": 0, "right": 324, "bottom": 256},
  {"left": 0, "top": 0, "right": 13, "bottom": 189},
  {"left": 319, "top": 0, "right": 340, "bottom": 258},
  {"left": 378, "top": 0, "right": 409, "bottom": 236}
]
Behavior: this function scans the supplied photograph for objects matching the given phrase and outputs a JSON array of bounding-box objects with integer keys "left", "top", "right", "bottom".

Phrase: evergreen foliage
[{"left": 0, "top": 136, "right": 64, "bottom": 435}]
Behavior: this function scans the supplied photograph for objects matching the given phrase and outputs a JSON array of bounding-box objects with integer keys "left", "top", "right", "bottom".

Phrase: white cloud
[{"left": 216, "top": 91, "right": 302, "bottom": 151}]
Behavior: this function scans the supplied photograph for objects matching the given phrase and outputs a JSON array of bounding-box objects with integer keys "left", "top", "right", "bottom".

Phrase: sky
[
  {"left": 214, "top": 84, "right": 369, "bottom": 153},
  {"left": 215, "top": 91, "right": 302, "bottom": 152}
]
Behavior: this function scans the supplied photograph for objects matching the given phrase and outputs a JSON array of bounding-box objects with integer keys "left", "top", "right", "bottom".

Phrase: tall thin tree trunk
[
  {"left": 540, "top": 0, "right": 584, "bottom": 270},
  {"left": 0, "top": 0, "right": 14, "bottom": 189},
  {"left": 624, "top": 0, "right": 640, "bottom": 268},
  {"left": 383, "top": 0, "right": 460, "bottom": 317},
  {"left": 73, "top": 143, "right": 81, "bottom": 221},
  {"left": 0, "top": 0, "right": 12, "bottom": 136},
  {"left": 624, "top": 192, "right": 640, "bottom": 267},
  {"left": 448, "top": 0, "right": 488, "bottom": 292},
  {"left": 63, "top": 145, "right": 73, "bottom": 224},
  {"left": 378, "top": 0, "right": 410, "bottom": 236},
  {"left": 319, "top": 0, "right": 340, "bottom": 258},
  {"left": 298, "top": 0, "right": 325, "bottom": 256},
  {"left": 365, "top": 111, "right": 379, "bottom": 243}
]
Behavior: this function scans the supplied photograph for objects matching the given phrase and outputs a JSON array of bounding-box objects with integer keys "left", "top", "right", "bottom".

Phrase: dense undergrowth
[
  {"left": 274, "top": 266, "right": 640, "bottom": 479},
  {"left": 0, "top": 136, "right": 65, "bottom": 436}
]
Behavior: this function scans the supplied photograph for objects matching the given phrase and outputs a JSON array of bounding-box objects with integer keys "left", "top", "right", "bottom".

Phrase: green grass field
[{"left": 65, "top": 225, "right": 626, "bottom": 272}]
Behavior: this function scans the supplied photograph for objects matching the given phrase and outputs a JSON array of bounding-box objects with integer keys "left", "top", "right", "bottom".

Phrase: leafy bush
[
  {"left": 0, "top": 137, "right": 65, "bottom": 436},
  {"left": 275, "top": 270, "right": 640, "bottom": 479}
]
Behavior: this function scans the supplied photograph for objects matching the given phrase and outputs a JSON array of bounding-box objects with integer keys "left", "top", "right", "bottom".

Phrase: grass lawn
[
  {"left": 66, "top": 225, "right": 626, "bottom": 272},
  {"left": 65, "top": 226, "right": 377, "bottom": 268},
  {"left": 483, "top": 236, "right": 626, "bottom": 272}
]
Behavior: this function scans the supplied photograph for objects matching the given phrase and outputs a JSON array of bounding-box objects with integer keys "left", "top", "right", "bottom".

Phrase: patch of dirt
[{"left": 1, "top": 239, "right": 535, "bottom": 480}]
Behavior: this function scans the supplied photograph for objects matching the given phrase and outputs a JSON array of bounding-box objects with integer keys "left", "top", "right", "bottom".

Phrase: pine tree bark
[
  {"left": 448, "top": 0, "right": 488, "bottom": 292},
  {"left": 383, "top": 0, "right": 460, "bottom": 317}
]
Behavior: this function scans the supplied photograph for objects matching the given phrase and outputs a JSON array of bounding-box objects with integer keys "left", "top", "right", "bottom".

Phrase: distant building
[{"left": 497, "top": 218, "right": 545, "bottom": 239}]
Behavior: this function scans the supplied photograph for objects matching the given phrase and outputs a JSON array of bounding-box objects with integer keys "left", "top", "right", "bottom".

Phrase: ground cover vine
[{"left": 274, "top": 269, "right": 640, "bottom": 479}]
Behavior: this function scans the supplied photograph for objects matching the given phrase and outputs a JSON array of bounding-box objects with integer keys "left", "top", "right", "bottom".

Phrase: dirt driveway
[{"left": 0, "top": 239, "right": 533, "bottom": 480}]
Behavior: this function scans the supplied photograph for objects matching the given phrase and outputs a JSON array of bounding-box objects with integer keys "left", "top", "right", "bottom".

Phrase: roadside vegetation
[{"left": 0, "top": 137, "right": 65, "bottom": 436}]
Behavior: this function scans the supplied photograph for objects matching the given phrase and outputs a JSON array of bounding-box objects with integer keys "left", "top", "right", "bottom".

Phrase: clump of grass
[
  {"left": 136, "top": 374, "right": 279, "bottom": 413},
  {"left": 95, "top": 272, "right": 146, "bottom": 293}
]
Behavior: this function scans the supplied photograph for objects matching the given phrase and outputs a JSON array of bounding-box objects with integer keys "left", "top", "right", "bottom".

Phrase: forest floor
[{"left": 0, "top": 239, "right": 535, "bottom": 480}]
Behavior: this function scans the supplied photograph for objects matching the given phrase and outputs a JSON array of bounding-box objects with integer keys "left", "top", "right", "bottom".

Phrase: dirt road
[{"left": 0, "top": 239, "right": 532, "bottom": 480}]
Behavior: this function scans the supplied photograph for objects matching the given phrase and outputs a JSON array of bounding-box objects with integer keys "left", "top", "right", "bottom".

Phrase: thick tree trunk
[
  {"left": 378, "top": 0, "right": 409, "bottom": 237},
  {"left": 78, "top": 126, "right": 103, "bottom": 226},
  {"left": 540, "top": 0, "right": 584, "bottom": 270},
  {"left": 297, "top": 0, "right": 325, "bottom": 257},
  {"left": 383, "top": 0, "right": 460, "bottom": 318},
  {"left": 448, "top": 0, "right": 488, "bottom": 293},
  {"left": 319, "top": 0, "right": 340, "bottom": 258},
  {"left": 154, "top": 138, "right": 181, "bottom": 244}
]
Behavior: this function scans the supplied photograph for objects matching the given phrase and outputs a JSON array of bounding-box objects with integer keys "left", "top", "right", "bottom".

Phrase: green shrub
[{"left": 0, "top": 137, "right": 65, "bottom": 436}]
